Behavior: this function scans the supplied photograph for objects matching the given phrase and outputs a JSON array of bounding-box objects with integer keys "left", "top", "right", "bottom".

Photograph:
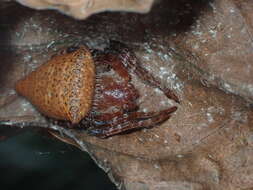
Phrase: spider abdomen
[{"left": 16, "top": 46, "right": 95, "bottom": 124}]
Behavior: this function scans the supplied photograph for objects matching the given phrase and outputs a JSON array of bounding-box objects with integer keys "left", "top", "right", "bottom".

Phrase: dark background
[{"left": 0, "top": 132, "right": 116, "bottom": 190}]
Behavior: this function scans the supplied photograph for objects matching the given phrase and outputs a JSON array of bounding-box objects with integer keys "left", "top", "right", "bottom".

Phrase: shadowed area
[{"left": 0, "top": 132, "right": 116, "bottom": 190}]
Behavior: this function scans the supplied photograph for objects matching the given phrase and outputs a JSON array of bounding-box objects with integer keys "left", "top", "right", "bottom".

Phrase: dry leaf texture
[
  {"left": 0, "top": 0, "right": 253, "bottom": 189},
  {"left": 15, "top": 0, "right": 154, "bottom": 19}
]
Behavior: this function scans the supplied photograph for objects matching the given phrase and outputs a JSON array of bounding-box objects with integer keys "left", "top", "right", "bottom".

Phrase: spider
[{"left": 13, "top": 41, "right": 179, "bottom": 138}]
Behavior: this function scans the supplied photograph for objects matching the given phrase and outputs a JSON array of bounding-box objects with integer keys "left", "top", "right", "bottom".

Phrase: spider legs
[
  {"left": 85, "top": 41, "right": 179, "bottom": 138},
  {"left": 87, "top": 106, "right": 177, "bottom": 138},
  {"left": 133, "top": 65, "right": 180, "bottom": 103},
  {"left": 94, "top": 53, "right": 131, "bottom": 82},
  {"left": 107, "top": 40, "right": 180, "bottom": 103}
]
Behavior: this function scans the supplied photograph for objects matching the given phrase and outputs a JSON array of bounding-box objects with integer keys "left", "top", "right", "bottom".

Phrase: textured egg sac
[{"left": 15, "top": 46, "right": 95, "bottom": 123}]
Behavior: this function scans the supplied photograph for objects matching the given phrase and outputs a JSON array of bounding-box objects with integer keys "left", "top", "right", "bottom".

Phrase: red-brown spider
[{"left": 14, "top": 40, "right": 179, "bottom": 138}]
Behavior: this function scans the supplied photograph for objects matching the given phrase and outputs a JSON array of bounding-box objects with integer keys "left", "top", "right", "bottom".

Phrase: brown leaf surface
[
  {"left": 15, "top": 0, "right": 154, "bottom": 19},
  {"left": 0, "top": 0, "right": 253, "bottom": 189}
]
